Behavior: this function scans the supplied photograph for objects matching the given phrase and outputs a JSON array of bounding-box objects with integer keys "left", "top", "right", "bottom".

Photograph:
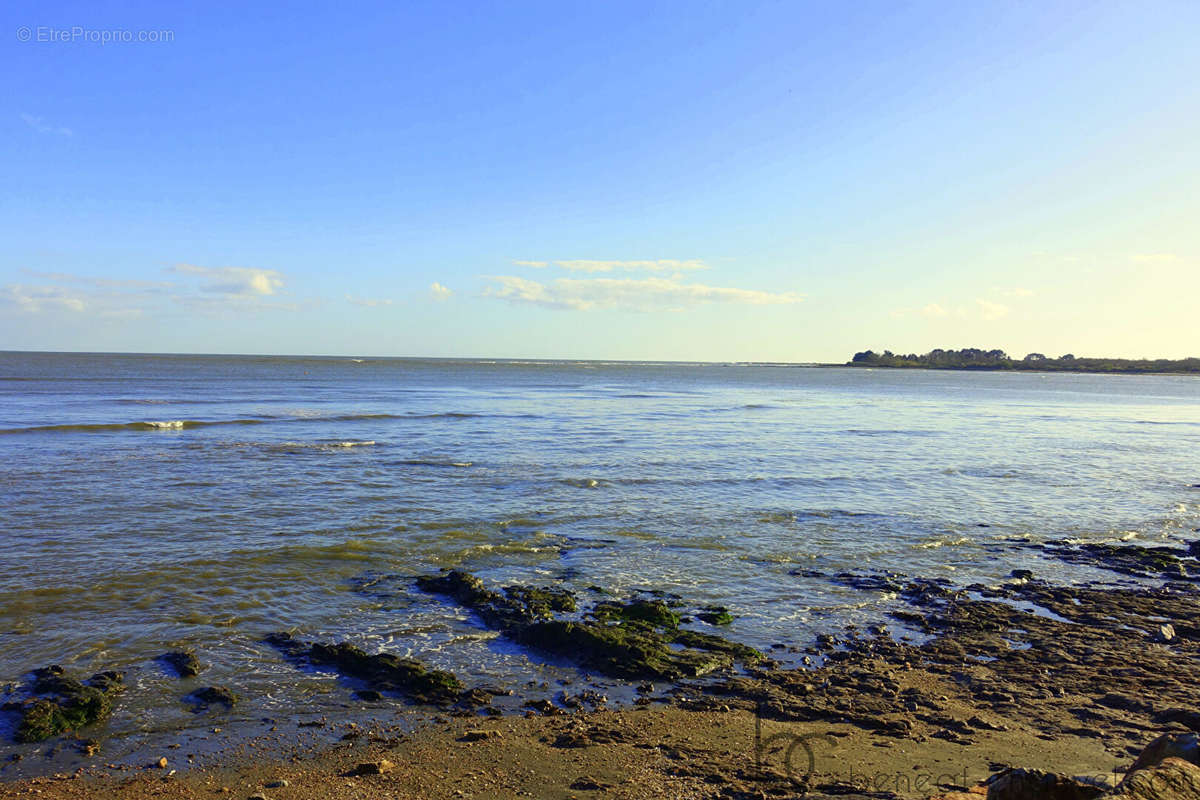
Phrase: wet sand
[{"left": 3, "top": 540, "right": 1199, "bottom": 799}]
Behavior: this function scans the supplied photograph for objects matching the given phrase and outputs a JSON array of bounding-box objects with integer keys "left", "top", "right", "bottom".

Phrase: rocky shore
[{"left": 2, "top": 539, "right": 1199, "bottom": 799}]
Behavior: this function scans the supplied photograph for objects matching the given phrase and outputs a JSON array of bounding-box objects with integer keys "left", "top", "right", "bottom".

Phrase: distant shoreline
[
  {"left": 846, "top": 348, "right": 1200, "bottom": 375},
  {"left": 841, "top": 363, "right": 1200, "bottom": 376}
]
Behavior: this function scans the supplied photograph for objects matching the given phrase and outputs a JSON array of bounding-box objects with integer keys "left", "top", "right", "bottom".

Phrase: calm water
[{"left": 1, "top": 352, "right": 1198, "bottom": 756}]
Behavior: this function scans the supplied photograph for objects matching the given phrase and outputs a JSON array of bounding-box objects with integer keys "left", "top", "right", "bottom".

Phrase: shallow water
[{"left": 1, "top": 352, "right": 1198, "bottom": 763}]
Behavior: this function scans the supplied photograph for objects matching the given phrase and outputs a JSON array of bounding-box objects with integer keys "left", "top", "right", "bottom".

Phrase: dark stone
[
  {"left": 1128, "top": 733, "right": 1200, "bottom": 775},
  {"left": 13, "top": 666, "right": 125, "bottom": 744},
  {"left": 1153, "top": 709, "right": 1200, "bottom": 732},
  {"left": 265, "top": 633, "right": 465, "bottom": 706},
  {"left": 185, "top": 686, "right": 238, "bottom": 711},
  {"left": 415, "top": 570, "right": 763, "bottom": 680},
  {"left": 1040, "top": 541, "right": 1198, "bottom": 581},
  {"left": 159, "top": 651, "right": 203, "bottom": 678},
  {"left": 980, "top": 767, "right": 1104, "bottom": 800},
  {"left": 1010, "top": 569, "right": 1035, "bottom": 580},
  {"left": 696, "top": 606, "right": 735, "bottom": 625}
]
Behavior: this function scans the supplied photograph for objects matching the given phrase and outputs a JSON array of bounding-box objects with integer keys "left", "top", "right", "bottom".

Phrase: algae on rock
[
  {"left": 13, "top": 666, "right": 125, "bottom": 743},
  {"left": 416, "top": 569, "right": 764, "bottom": 681}
]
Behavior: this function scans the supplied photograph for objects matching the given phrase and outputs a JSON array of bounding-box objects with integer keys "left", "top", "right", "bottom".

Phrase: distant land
[{"left": 847, "top": 348, "right": 1200, "bottom": 374}]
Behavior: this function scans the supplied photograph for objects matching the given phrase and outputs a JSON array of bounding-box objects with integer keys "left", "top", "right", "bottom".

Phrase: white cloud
[
  {"left": 483, "top": 275, "right": 801, "bottom": 312},
  {"left": 0, "top": 284, "right": 86, "bottom": 313},
  {"left": 20, "top": 113, "right": 72, "bottom": 137},
  {"left": 21, "top": 269, "right": 172, "bottom": 292},
  {"left": 346, "top": 294, "right": 393, "bottom": 307},
  {"left": 547, "top": 259, "right": 709, "bottom": 274},
  {"left": 429, "top": 282, "right": 452, "bottom": 301},
  {"left": 892, "top": 297, "right": 1011, "bottom": 321},
  {"left": 511, "top": 260, "right": 548, "bottom": 268},
  {"left": 975, "top": 299, "right": 1010, "bottom": 321},
  {"left": 172, "top": 263, "right": 284, "bottom": 296}
]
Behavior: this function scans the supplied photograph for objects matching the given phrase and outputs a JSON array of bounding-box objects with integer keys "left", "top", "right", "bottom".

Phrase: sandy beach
[{"left": 4, "top": 539, "right": 1198, "bottom": 800}]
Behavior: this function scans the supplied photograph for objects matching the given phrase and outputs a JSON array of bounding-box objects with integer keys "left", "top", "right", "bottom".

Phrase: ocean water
[{"left": 1, "top": 351, "right": 1198, "bottom": 758}]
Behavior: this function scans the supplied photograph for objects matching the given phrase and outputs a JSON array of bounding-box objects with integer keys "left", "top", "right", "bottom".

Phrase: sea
[{"left": 1, "top": 351, "right": 1198, "bottom": 768}]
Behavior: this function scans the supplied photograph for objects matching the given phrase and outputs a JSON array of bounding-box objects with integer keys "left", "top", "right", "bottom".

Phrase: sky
[{"left": 3, "top": 1, "right": 1198, "bottom": 362}]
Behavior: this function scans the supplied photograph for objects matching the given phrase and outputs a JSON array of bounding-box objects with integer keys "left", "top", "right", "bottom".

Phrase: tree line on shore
[{"left": 847, "top": 348, "right": 1200, "bottom": 374}]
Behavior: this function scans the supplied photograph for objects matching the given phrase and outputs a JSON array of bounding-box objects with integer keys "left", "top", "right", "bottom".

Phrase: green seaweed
[
  {"left": 266, "top": 634, "right": 464, "bottom": 706},
  {"left": 416, "top": 570, "right": 763, "bottom": 681},
  {"left": 13, "top": 666, "right": 124, "bottom": 744},
  {"left": 594, "top": 599, "right": 680, "bottom": 629},
  {"left": 697, "top": 606, "right": 735, "bottom": 625}
]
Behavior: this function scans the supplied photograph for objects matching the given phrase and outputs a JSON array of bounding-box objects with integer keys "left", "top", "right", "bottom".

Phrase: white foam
[{"left": 145, "top": 420, "right": 186, "bottom": 429}]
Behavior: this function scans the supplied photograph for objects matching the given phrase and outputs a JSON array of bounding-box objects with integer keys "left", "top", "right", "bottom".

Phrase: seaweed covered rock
[
  {"left": 697, "top": 606, "right": 735, "bottom": 625},
  {"left": 1040, "top": 541, "right": 1200, "bottom": 581},
  {"left": 594, "top": 599, "right": 680, "bottom": 628},
  {"left": 13, "top": 666, "right": 124, "bottom": 743},
  {"left": 503, "top": 585, "right": 577, "bottom": 617},
  {"left": 265, "top": 633, "right": 465, "bottom": 706},
  {"left": 184, "top": 685, "right": 238, "bottom": 711},
  {"left": 416, "top": 570, "right": 764, "bottom": 680},
  {"left": 159, "top": 650, "right": 204, "bottom": 678}
]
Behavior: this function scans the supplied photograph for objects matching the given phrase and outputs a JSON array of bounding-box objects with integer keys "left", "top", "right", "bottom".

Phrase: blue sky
[{"left": 3, "top": 1, "right": 1198, "bottom": 361}]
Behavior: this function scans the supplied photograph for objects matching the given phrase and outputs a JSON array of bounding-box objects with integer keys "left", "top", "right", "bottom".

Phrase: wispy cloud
[
  {"left": 20, "top": 113, "right": 73, "bottom": 137},
  {"left": 514, "top": 259, "right": 709, "bottom": 274},
  {"left": 171, "top": 263, "right": 285, "bottom": 296},
  {"left": 975, "top": 299, "right": 1010, "bottom": 321},
  {"left": 21, "top": 269, "right": 172, "bottom": 292},
  {"left": 429, "top": 282, "right": 452, "bottom": 301},
  {"left": 893, "top": 297, "right": 1011, "bottom": 321},
  {"left": 0, "top": 284, "right": 86, "bottom": 313},
  {"left": 345, "top": 294, "right": 393, "bottom": 307},
  {"left": 4, "top": 263, "right": 299, "bottom": 318},
  {"left": 483, "top": 275, "right": 801, "bottom": 312}
]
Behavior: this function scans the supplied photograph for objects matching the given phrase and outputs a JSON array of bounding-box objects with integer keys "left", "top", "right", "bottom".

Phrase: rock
[
  {"left": 415, "top": 570, "right": 764, "bottom": 680},
  {"left": 459, "top": 729, "right": 500, "bottom": 742},
  {"left": 697, "top": 606, "right": 735, "bottom": 625},
  {"left": 1010, "top": 569, "right": 1035, "bottom": 581},
  {"left": 570, "top": 777, "right": 612, "bottom": 790},
  {"left": 1153, "top": 710, "right": 1200, "bottom": 733},
  {"left": 353, "top": 689, "right": 384, "bottom": 702},
  {"left": 265, "top": 634, "right": 464, "bottom": 706},
  {"left": 1041, "top": 542, "right": 1197, "bottom": 582},
  {"left": 593, "top": 598, "right": 681, "bottom": 628},
  {"left": 349, "top": 759, "right": 394, "bottom": 776},
  {"left": 14, "top": 666, "right": 125, "bottom": 743},
  {"left": 1099, "top": 694, "right": 1153, "bottom": 713},
  {"left": 980, "top": 767, "right": 1104, "bottom": 799},
  {"left": 1129, "top": 733, "right": 1200, "bottom": 773},
  {"left": 1159, "top": 624, "right": 1177, "bottom": 643},
  {"left": 185, "top": 686, "right": 238, "bottom": 711},
  {"left": 159, "top": 651, "right": 203, "bottom": 678},
  {"left": 1109, "top": 757, "right": 1200, "bottom": 799},
  {"left": 264, "top": 779, "right": 289, "bottom": 788},
  {"left": 156, "top": 757, "right": 169, "bottom": 769}
]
